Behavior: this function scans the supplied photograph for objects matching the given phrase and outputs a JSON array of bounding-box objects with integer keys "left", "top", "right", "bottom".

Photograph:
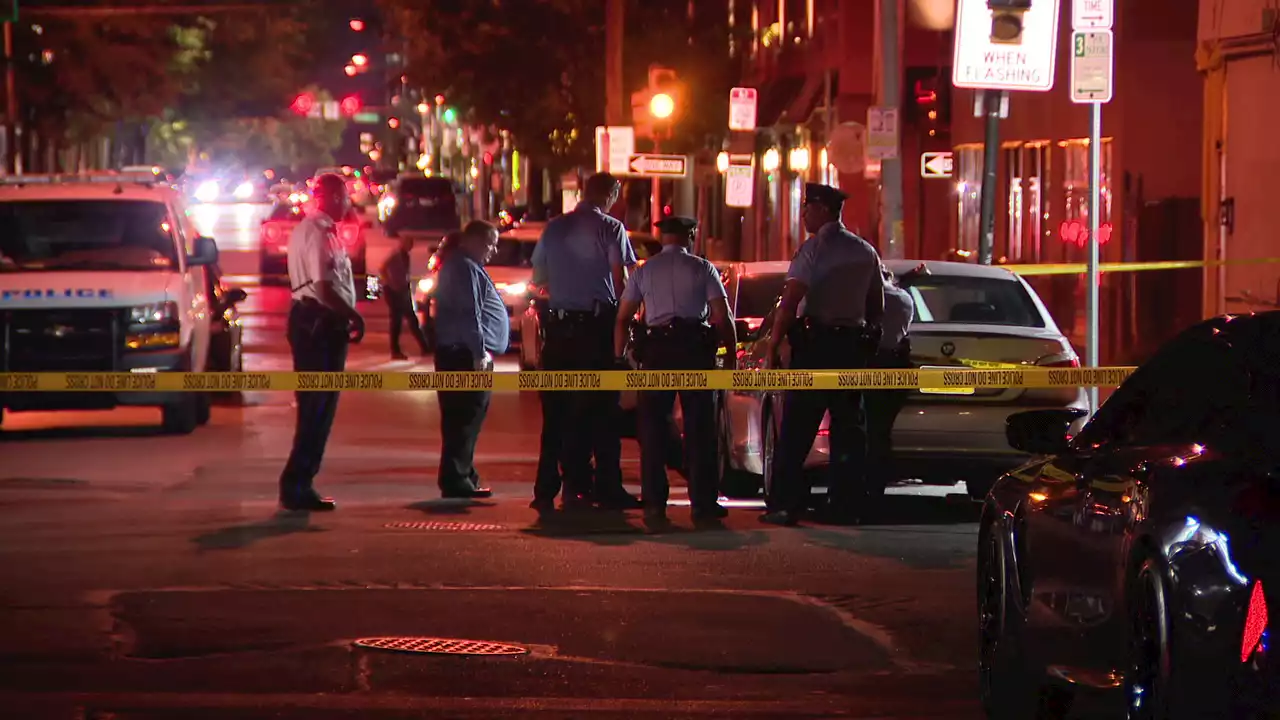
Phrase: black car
[
  {"left": 383, "top": 176, "right": 463, "bottom": 237},
  {"left": 979, "top": 311, "right": 1278, "bottom": 719},
  {"left": 205, "top": 263, "right": 247, "bottom": 374}
]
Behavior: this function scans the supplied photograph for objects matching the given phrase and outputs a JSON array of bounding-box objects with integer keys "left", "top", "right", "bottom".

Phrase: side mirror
[
  {"left": 187, "top": 235, "right": 218, "bottom": 267},
  {"left": 225, "top": 288, "right": 248, "bottom": 305},
  {"left": 1006, "top": 408, "right": 1089, "bottom": 455}
]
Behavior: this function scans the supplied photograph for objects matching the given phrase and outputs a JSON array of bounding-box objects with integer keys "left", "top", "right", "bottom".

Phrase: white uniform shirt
[
  {"left": 287, "top": 213, "right": 356, "bottom": 308},
  {"left": 881, "top": 281, "right": 915, "bottom": 351}
]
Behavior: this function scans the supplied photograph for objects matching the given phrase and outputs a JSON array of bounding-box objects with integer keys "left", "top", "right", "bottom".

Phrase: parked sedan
[
  {"left": 258, "top": 201, "right": 370, "bottom": 279},
  {"left": 979, "top": 310, "right": 1278, "bottom": 719},
  {"left": 724, "top": 260, "right": 1089, "bottom": 500}
]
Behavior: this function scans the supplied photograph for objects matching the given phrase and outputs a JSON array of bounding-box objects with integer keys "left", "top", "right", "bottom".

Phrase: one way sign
[
  {"left": 628, "top": 154, "right": 688, "bottom": 178},
  {"left": 920, "top": 151, "right": 954, "bottom": 179}
]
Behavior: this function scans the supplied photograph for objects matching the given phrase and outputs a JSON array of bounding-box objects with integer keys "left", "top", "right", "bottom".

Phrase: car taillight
[
  {"left": 263, "top": 224, "right": 282, "bottom": 243},
  {"left": 339, "top": 224, "right": 360, "bottom": 245},
  {"left": 1036, "top": 356, "right": 1080, "bottom": 368},
  {"left": 1242, "top": 581, "right": 1268, "bottom": 663}
]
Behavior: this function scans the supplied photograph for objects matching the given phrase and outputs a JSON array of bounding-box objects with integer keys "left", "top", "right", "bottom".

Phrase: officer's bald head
[
  {"left": 313, "top": 173, "right": 350, "bottom": 221},
  {"left": 584, "top": 172, "right": 620, "bottom": 207}
]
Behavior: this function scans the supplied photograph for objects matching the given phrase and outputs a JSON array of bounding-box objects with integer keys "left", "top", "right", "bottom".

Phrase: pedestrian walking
[
  {"left": 278, "top": 173, "right": 364, "bottom": 512},
  {"left": 760, "top": 183, "right": 885, "bottom": 526},
  {"left": 379, "top": 233, "right": 430, "bottom": 360},
  {"left": 530, "top": 172, "right": 642, "bottom": 512},
  {"left": 614, "top": 216, "right": 737, "bottom": 525},
  {"left": 432, "top": 220, "right": 506, "bottom": 499},
  {"left": 864, "top": 263, "right": 917, "bottom": 504}
]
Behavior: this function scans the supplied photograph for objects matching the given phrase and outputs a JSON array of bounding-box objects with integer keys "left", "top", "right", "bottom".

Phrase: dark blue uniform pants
[
  {"left": 770, "top": 333, "right": 869, "bottom": 514},
  {"left": 637, "top": 332, "right": 718, "bottom": 512},
  {"left": 435, "top": 345, "right": 491, "bottom": 492},
  {"left": 865, "top": 345, "right": 911, "bottom": 498},
  {"left": 279, "top": 301, "right": 349, "bottom": 503}
]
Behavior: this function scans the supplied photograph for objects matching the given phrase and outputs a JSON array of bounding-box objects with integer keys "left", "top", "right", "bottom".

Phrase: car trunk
[{"left": 906, "top": 323, "right": 1080, "bottom": 405}]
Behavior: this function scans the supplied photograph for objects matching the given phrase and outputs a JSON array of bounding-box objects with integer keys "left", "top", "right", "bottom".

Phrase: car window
[
  {"left": 489, "top": 239, "right": 536, "bottom": 268},
  {"left": 398, "top": 178, "right": 454, "bottom": 198},
  {"left": 0, "top": 200, "right": 179, "bottom": 271},
  {"left": 736, "top": 274, "right": 787, "bottom": 319},
  {"left": 899, "top": 274, "right": 1045, "bottom": 327}
]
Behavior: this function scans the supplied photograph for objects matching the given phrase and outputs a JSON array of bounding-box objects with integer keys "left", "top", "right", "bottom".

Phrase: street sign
[
  {"left": 866, "top": 107, "right": 899, "bottom": 160},
  {"left": 953, "top": 0, "right": 1060, "bottom": 92},
  {"left": 1, "top": 1, "right": 16, "bottom": 23},
  {"left": 627, "top": 153, "right": 688, "bottom": 178},
  {"left": 920, "top": 151, "right": 954, "bottom": 179},
  {"left": 1070, "top": 30, "right": 1114, "bottom": 103},
  {"left": 353, "top": 111, "right": 380, "bottom": 124},
  {"left": 595, "top": 126, "right": 635, "bottom": 175},
  {"left": 725, "top": 165, "right": 753, "bottom": 208},
  {"left": 728, "top": 87, "right": 758, "bottom": 131},
  {"left": 1072, "top": 0, "right": 1113, "bottom": 29}
]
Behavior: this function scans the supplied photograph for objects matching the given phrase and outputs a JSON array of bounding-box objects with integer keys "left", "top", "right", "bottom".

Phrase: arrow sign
[
  {"left": 628, "top": 154, "right": 688, "bottom": 178},
  {"left": 920, "top": 151, "right": 954, "bottom": 178}
]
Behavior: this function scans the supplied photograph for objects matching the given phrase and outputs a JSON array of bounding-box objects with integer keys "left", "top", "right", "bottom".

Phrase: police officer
[
  {"left": 432, "top": 220, "right": 506, "bottom": 499},
  {"left": 864, "top": 264, "right": 917, "bottom": 504},
  {"left": 378, "top": 233, "right": 430, "bottom": 359},
  {"left": 614, "top": 217, "right": 737, "bottom": 524},
  {"left": 760, "top": 183, "right": 885, "bottom": 526},
  {"left": 530, "top": 172, "right": 642, "bottom": 511},
  {"left": 278, "top": 173, "right": 365, "bottom": 512}
]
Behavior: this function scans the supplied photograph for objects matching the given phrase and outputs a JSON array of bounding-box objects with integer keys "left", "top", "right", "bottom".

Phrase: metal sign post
[{"left": 1087, "top": 103, "right": 1102, "bottom": 412}]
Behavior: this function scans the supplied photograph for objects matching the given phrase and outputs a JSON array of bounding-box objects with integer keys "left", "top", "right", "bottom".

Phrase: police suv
[{"left": 0, "top": 173, "right": 220, "bottom": 433}]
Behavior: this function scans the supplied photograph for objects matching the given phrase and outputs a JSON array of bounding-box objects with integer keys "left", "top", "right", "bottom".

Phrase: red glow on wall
[{"left": 1059, "top": 220, "right": 1113, "bottom": 248}]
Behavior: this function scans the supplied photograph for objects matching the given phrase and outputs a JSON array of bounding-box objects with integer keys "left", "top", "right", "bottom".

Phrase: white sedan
[{"left": 718, "top": 260, "right": 1090, "bottom": 501}]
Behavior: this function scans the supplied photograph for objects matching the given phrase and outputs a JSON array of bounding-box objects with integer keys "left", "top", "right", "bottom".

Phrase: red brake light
[
  {"left": 1242, "top": 581, "right": 1268, "bottom": 663},
  {"left": 263, "top": 224, "right": 282, "bottom": 243},
  {"left": 1037, "top": 357, "right": 1081, "bottom": 368}
]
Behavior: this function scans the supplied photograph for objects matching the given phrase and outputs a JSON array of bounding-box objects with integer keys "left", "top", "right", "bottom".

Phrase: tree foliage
[{"left": 378, "top": 0, "right": 605, "bottom": 170}]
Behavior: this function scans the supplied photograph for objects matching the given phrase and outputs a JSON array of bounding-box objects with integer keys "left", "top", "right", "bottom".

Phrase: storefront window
[
  {"left": 1025, "top": 142, "right": 1049, "bottom": 263},
  {"left": 1060, "top": 138, "right": 1113, "bottom": 246},
  {"left": 1005, "top": 144, "right": 1023, "bottom": 262},
  {"left": 955, "top": 144, "right": 983, "bottom": 253}
]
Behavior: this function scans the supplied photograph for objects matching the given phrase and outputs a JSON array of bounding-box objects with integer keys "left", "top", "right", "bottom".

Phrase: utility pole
[
  {"left": 877, "top": 0, "right": 902, "bottom": 258},
  {"left": 4, "top": 20, "right": 19, "bottom": 175},
  {"left": 605, "top": 0, "right": 625, "bottom": 127},
  {"left": 976, "top": 90, "right": 1002, "bottom": 265}
]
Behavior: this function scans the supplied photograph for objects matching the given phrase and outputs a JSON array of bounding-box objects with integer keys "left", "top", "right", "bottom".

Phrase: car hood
[{"left": 0, "top": 271, "right": 179, "bottom": 309}]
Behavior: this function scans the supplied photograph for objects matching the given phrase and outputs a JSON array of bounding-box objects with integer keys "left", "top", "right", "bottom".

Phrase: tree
[{"left": 379, "top": 0, "right": 605, "bottom": 171}]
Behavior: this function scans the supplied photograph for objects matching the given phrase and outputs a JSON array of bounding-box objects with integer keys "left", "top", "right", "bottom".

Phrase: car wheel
[
  {"left": 719, "top": 401, "right": 761, "bottom": 499},
  {"left": 161, "top": 396, "right": 199, "bottom": 435},
  {"left": 761, "top": 404, "right": 778, "bottom": 501},
  {"left": 195, "top": 393, "right": 212, "bottom": 426},
  {"left": 968, "top": 477, "right": 996, "bottom": 502},
  {"left": 1125, "top": 556, "right": 1201, "bottom": 720}
]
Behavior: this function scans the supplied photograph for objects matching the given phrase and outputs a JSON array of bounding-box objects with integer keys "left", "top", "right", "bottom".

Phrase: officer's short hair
[
  {"left": 463, "top": 220, "right": 497, "bottom": 240},
  {"left": 585, "top": 172, "right": 619, "bottom": 199},
  {"left": 314, "top": 173, "right": 346, "bottom": 196}
]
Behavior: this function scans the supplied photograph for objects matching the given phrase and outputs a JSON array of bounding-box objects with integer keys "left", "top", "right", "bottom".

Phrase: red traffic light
[
  {"left": 387, "top": 117, "right": 400, "bottom": 129},
  {"left": 434, "top": 94, "right": 445, "bottom": 105},
  {"left": 351, "top": 53, "right": 368, "bottom": 68},
  {"left": 483, "top": 152, "right": 493, "bottom": 165},
  {"left": 290, "top": 93, "right": 314, "bottom": 115},
  {"left": 914, "top": 79, "right": 938, "bottom": 105},
  {"left": 349, "top": 18, "right": 365, "bottom": 31},
  {"left": 340, "top": 95, "right": 362, "bottom": 116}
]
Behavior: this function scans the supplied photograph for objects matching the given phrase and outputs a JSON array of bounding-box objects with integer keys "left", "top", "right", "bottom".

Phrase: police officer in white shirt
[
  {"left": 278, "top": 173, "right": 365, "bottom": 512},
  {"left": 865, "top": 264, "right": 918, "bottom": 506}
]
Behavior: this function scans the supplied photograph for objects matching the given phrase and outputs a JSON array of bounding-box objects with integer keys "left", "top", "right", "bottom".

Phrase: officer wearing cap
[
  {"left": 760, "top": 183, "right": 884, "bottom": 526},
  {"left": 278, "top": 173, "right": 365, "bottom": 512},
  {"left": 531, "top": 172, "right": 642, "bottom": 511},
  {"left": 864, "top": 264, "right": 917, "bottom": 504},
  {"left": 614, "top": 216, "right": 737, "bottom": 524}
]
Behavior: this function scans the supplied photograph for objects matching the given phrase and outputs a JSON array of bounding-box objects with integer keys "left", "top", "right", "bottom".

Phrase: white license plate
[{"left": 919, "top": 365, "right": 975, "bottom": 395}]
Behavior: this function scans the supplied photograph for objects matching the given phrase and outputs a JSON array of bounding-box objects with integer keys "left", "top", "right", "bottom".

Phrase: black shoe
[
  {"left": 529, "top": 498, "right": 556, "bottom": 514},
  {"left": 692, "top": 504, "right": 730, "bottom": 522},
  {"left": 596, "top": 492, "right": 643, "bottom": 510},
  {"left": 643, "top": 508, "right": 670, "bottom": 527},
  {"left": 391, "top": 351, "right": 409, "bottom": 360},
  {"left": 441, "top": 486, "right": 493, "bottom": 499},
  {"left": 561, "top": 492, "right": 594, "bottom": 511},
  {"left": 759, "top": 509, "right": 800, "bottom": 526},
  {"left": 280, "top": 494, "right": 336, "bottom": 512}
]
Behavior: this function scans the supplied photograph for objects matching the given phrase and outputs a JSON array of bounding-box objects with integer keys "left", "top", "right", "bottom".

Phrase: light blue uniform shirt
[
  {"left": 434, "top": 255, "right": 510, "bottom": 358},
  {"left": 881, "top": 281, "right": 915, "bottom": 350},
  {"left": 622, "top": 245, "right": 727, "bottom": 326},
  {"left": 788, "top": 221, "right": 882, "bottom": 325},
  {"left": 531, "top": 203, "right": 638, "bottom": 311}
]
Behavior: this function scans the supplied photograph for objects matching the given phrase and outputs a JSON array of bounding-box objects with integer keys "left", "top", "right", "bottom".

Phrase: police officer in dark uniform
[
  {"left": 864, "top": 263, "right": 917, "bottom": 503},
  {"left": 614, "top": 216, "right": 737, "bottom": 524},
  {"left": 761, "top": 183, "right": 885, "bottom": 526},
  {"left": 530, "top": 172, "right": 642, "bottom": 511}
]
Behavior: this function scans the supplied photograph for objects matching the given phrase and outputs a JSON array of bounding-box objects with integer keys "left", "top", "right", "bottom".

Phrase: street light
[
  {"left": 762, "top": 148, "right": 780, "bottom": 173},
  {"left": 351, "top": 53, "right": 369, "bottom": 67},
  {"left": 789, "top": 147, "right": 810, "bottom": 172},
  {"left": 417, "top": 102, "right": 429, "bottom": 114},
  {"left": 717, "top": 152, "right": 730, "bottom": 173},
  {"left": 649, "top": 92, "right": 675, "bottom": 119},
  {"left": 349, "top": 18, "right": 365, "bottom": 31}
]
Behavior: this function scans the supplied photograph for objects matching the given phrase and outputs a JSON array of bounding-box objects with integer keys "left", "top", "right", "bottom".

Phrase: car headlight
[
  {"left": 194, "top": 180, "right": 220, "bottom": 203},
  {"left": 233, "top": 181, "right": 254, "bottom": 200},
  {"left": 500, "top": 282, "right": 528, "bottom": 297},
  {"left": 126, "top": 301, "right": 181, "bottom": 350},
  {"left": 417, "top": 277, "right": 435, "bottom": 294},
  {"left": 129, "top": 301, "right": 179, "bottom": 327}
]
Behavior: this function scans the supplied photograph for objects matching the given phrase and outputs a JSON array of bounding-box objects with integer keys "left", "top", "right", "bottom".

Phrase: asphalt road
[{"left": 0, "top": 203, "right": 993, "bottom": 719}]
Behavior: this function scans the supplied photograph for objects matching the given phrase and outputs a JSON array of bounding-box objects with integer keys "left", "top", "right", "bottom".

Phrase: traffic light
[
  {"left": 290, "top": 93, "right": 314, "bottom": 116},
  {"left": 351, "top": 54, "right": 368, "bottom": 68},
  {"left": 388, "top": 117, "right": 400, "bottom": 129},
  {"left": 483, "top": 152, "right": 493, "bottom": 165},
  {"left": 987, "top": 0, "right": 1032, "bottom": 44},
  {"left": 340, "top": 95, "right": 362, "bottom": 116},
  {"left": 905, "top": 67, "right": 950, "bottom": 137},
  {"left": 441, "top": 107, "right": 457, "bottom": 124},
  {"left": 349, "top": 18, "right": 365, "bottom": 31}
]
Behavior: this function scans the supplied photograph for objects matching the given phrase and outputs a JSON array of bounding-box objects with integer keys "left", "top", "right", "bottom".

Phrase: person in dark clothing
[
  {"left": 278, "top": 173, "right": 365, "bottom": 512},
  {"left": 379, "top": 234, "right": 429, "bottom": 359},
  {"left": 432, "top": 220, "right": 506, "bottom": 499}
]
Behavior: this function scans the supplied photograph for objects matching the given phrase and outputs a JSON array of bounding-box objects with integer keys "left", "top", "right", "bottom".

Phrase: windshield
[
  {"left": 267, "top": 203, "right": 304, "bottom": 222},
  {"left": 900, "top": 274, "right": 1045, "bottom": 327},
  {"left": 489, "top": 239, "right": 536, "bottom": 268},
  {"left": 736, "top": 273, "right": 787, "bottom": 318},
  {"left": 0, "top": 200, "right": 179, "bottom": 272}
]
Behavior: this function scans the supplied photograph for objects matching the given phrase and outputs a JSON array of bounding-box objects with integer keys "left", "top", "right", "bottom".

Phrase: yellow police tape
[
  {"left": 0, "top": 367, "right": 1136, "bottom": 393},
  {"left": 1002, "top": 256, "right": 1280, "bottom": 277}
]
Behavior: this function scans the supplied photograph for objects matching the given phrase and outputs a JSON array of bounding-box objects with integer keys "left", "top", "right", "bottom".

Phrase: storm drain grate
[
  {"left": 384, "top": 521, "right": 507, "bottom": 532},
  {"left": 354, "top": 637, "right": 529, "bottom": 656}
]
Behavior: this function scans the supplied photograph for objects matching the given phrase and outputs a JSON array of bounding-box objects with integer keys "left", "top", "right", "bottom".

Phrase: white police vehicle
[{"left": 0, "top": 173, "right": 220, "bottom": 434}]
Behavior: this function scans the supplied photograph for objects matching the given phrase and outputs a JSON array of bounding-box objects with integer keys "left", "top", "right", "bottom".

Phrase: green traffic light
[{"left": 442, "top": 107, "right": 457, "bottom": 124}]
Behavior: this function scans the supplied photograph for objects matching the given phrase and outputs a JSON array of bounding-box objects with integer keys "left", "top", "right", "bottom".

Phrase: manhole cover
[
  {"left": 384, "top": 521, "right": 506, "bottom": 531},
  {"left": 354, "top": 637, "right": 529, "bottom": 656}
]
